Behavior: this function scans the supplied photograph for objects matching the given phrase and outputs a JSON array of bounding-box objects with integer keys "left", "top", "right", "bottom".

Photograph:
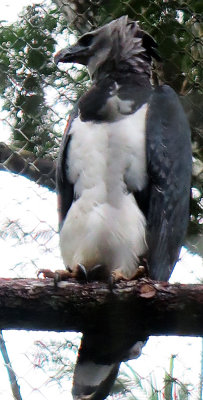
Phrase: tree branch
[
  {"left": 0, "top": 142, "right": 56, "bottom": 190},
  {"left": 0, "top": 330, "right": 22, "bottom": 400},
  {"left": 0, "top": 278, "right": 203, "bottom": 338}
]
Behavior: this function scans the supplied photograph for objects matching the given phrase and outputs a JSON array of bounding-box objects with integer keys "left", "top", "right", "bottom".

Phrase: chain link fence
[{"left": 0, "top": 0, "right": 202, "bottom": 399}]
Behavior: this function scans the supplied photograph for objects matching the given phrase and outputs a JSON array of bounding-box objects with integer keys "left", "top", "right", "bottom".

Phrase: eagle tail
[
  {"left": 72, "top": 335, "right": 120, "bottom": 400},
  {"left": 72, "top": 333, "right": 146, "bottom": 400}
]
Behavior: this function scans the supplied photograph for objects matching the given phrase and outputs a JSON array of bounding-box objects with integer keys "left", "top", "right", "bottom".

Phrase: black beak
[{"left": 54, "top": 44, "right": 87, "bottom": 65}]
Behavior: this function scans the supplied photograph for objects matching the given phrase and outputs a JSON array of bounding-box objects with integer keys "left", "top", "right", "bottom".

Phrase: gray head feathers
[{"left": 98, "top": 16, "right": 159, "bottom": 75}]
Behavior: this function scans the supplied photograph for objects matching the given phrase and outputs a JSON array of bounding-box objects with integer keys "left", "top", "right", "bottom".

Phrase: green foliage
[
  {"left": 31, "top": 338, "right": 195, "bottom": 400},
  {"left": 111, "top": 356, "right": 191, "bottom": 399},
  {"left": 32, "top": 336, "right": 80, "bottom": 384},
  {"left": 0, "top": 2, "right": 89, "bottom": 156},
  {"left": 0, "top": 4, "right": 57, "bottom": 155},
  {"left": 163, "top": 355, "right": 190, "bottom": 400},
  {"left": 93, "top": 0, "right": 202, "bottom": 90}
]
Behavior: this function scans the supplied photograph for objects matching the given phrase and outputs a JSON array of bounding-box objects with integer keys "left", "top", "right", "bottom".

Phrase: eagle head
[{"left": 54, "top": 15, "right": 160, "bottom": 78}]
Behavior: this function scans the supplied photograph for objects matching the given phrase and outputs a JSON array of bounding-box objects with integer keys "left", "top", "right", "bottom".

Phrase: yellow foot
[
  {"left": 38, "top": 264, "right": 112, "bottom": 284},
  {"left": 112, "top": 265, "right": 147, "bottom": 282},
  {"left": 37, "top": 264, "right": 89, "bottom": 284},
  {"left": 131, "top": 265, "right": 146, "bottom": 280},
  {"left": 112, "top": 270, "right": 129, "bottom": 282},
  {"left": 37, "top": 268, "right": 74, "bottom": 281}
]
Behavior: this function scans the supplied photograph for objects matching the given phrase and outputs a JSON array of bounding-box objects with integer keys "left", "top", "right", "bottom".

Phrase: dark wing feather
[
  {"left": 56, "top": 104, "right": 78, "bottom": 229},
  {"left": 146, "top": 85, "right": 192, "bottom": 281}
]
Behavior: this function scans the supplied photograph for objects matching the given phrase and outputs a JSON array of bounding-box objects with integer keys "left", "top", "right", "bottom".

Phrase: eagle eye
[{"left": 78, "top": 34, "right": 93, "bottom": 47}]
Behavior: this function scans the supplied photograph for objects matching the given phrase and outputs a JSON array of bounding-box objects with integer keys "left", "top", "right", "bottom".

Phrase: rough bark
[
  {"left": 0, "top": 278, "right": 203, "bottom": 338},
  {"left": 0, "top": 142, "right": 56, "bottom": 190}
]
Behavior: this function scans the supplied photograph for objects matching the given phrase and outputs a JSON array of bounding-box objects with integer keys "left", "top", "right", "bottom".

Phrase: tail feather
[
  {"left": 72, "top": 360, "right": 120, "bottom": 400},
  {"left": 72, "top": 333, "right": 147, "bottom": 400}
]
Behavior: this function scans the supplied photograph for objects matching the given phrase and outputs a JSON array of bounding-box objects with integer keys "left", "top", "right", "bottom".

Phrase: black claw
[
  {"left": 77, "top": 264, "right": 88, "bottom": 282},
  {"left": 108, "top": 274, "right": 114, "bottom": 292},
  {"left": 54, "top": 272, "right": 61, "bottom": 282},
  {"left": 54, "top": 272, "right": 62, "bottom": 290},
  {"left": 87, "top": 264, "right": 110, "bottom": 282}
]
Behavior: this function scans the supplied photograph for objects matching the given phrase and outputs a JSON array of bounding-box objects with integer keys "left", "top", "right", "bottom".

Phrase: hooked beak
[{"left": 54, "top": 44, "right": 88, "bottom": 65}]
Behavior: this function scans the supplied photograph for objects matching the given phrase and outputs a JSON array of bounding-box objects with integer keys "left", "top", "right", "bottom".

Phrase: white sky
[
  {"left": 0, "top": 1, "right": 203, "bottom": 400},
  {"left": 1, "top": 0, "right": 43, "bottom": 22}
]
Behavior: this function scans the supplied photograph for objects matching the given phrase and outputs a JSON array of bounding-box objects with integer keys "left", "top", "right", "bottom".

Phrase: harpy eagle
[{"left": 40, "top": 15, "right": 191, "bottom": 400}]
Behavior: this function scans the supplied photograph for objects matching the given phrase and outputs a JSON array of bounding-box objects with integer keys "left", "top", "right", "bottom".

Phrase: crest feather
[{"left": 106, "top": 16, "right": 159, "bottom": 74}]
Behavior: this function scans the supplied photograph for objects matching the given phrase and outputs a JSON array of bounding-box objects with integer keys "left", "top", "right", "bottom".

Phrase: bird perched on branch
[{"left": 39, "top": 15, "right": 191, "bottom": 400}]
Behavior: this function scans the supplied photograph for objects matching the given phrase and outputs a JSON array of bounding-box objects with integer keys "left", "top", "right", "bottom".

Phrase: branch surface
[{"left": 0, "top": 278, "right": 203, "bottom": 338}]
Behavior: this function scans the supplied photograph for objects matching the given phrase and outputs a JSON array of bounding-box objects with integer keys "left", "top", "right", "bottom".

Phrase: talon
[
  {"left": 76, "top": 264, "right": 87, "bottom": 281},
  {"left": 108, "top": 274, "right": 114, "bottom": 292},
  {"left": 87, "top": 264, "right": 110, "bottom": 282},
  {"left": 54, "top": 272, "right": 63, "bottom": 284}
]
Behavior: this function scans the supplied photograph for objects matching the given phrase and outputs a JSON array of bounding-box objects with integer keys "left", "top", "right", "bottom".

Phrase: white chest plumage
[{"left": 60, "top": 103, "right": 148, "bottom": 278}]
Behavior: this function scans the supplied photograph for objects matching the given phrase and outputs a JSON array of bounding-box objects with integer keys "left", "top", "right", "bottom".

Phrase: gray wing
[
  {"left": 146, "top": 85, "right": 192, "bottom": 281},
  {"left": 56, "top": 105, "right": 78, "bottom": 229}
]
